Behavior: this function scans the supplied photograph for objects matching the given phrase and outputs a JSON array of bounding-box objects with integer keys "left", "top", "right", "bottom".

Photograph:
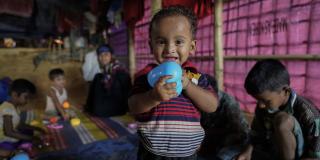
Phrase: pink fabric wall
[
  {"left": 134, "top": 0, "right": 153, "bottom": 71},
  {"left": 133, "top": 0, "right": 320, "bottom": 112},
  {"left": 222, "top": 0, "right": 320, "bottom": 112}
]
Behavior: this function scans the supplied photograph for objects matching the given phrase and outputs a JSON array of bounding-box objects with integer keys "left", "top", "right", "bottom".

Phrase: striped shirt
[
  {"left": 251, "top": 90, "right": 320, "bottom": 158},
  {"left": 131, "top": 61, "right": 216, "bottom": 157}
]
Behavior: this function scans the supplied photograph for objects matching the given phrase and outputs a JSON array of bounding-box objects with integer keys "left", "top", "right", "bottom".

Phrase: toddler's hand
[
  {"left": 182, "top": 70, "right": 191, "bottom": 90},
  {"left": 152, "top": 75, "right": 178, "bottom": 101},
  {"left": 236, "top": 150, "right": 252, "bottom": 160}
]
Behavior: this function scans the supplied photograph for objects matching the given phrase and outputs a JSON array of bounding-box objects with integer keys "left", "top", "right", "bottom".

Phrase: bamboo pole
[
  {"left": 214, "top": 0, "right": 224, "bottom": 91},
  {"left": 128, "top": 28, "right": 136, "bottom": 84},
  {"left": 151, "top": 0, "right": 162, "bottom": 16},
  {"left": 223, "top": 54, "right": 320, "bottom": 61},
  {"left": 135, "top": 54, "right": 320, "bottom": 61}
]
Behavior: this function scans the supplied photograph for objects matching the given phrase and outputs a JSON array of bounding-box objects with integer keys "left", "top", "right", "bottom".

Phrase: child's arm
[
  {"left": 18, "top": 123, "right": 46, "bottom": 134},
  {"left": 3, "top": 115, "right": 34, "bottom": 141},
  {"left": 129, "top": 75, "right": 177, "bottom": 114},
  {"left": 48, "top": 89, "right": 69, "bottom": 120},
  {"left": 182, "top": 75, "right": 218, "bottom": 113}
]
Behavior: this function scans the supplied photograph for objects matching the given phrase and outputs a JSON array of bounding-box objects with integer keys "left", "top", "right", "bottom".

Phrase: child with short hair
[
  {"left": 84, "top": 44, "right": 131, "bottom": 117},
  {"left": 237, "top": 59, "right": 320, "bottom": 160},
  {"left": 0, "top": 79, "right": 45, "bottom": 158},
  {"left": 45, "top": 68, "right": 69, "bottom": 120},
  {"left": 128, "top": 6, "right": 219, "bottom": 159}
]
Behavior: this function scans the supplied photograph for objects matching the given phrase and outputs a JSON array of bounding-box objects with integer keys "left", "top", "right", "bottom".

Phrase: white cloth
[
  {"left": 45, "top": 87, "right": 68, "bottom": 115},
  {"left": 0, "top": 102, "right": 20, "bottom": 142},
  {"left": 82, "top": 50, "right": 101, "bottom": 81}
]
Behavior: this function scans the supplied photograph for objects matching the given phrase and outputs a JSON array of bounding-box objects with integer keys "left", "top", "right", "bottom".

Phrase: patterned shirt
[
  {"left": 0, "top": 102, "right": 20, "bottom": 142},
  {"left": 251, "top": 90, "right": 320, "bottom": 158},
  {"left": 131, "top": 61, "right": 217, "bottom": 157}
]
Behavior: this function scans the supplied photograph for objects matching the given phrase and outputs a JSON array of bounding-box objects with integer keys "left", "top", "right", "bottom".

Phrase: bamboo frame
[
  {"left": 224, "top": 54, "right": 320, "bottom": 61},
  {"left": 128, "top": 28, "right": 136, "bottom": 83},
  {"left": 0, "top": 48, "right": 48, "bottom": 54},
  {"left": 214, "top": 0, "right": 224, "bottom": 91},
  {"left": 151, "top": 0, "right": 162, "bottom": 16},
  {"left": 134, "top": 54, "right": 320, "bottom": 61}
]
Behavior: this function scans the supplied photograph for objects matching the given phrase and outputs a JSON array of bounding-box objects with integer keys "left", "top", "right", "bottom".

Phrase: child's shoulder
[
  {"left": 0, "top": 101, "right": 16, "bottom": 114},
  {"left": 294, "top": 95, "right": 319, "bottom": 115}
]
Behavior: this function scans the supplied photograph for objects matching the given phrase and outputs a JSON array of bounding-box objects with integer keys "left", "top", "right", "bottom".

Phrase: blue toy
[
  {"left": 147, "top": 61, "right": 183, "bottom": 95},
  {"left": 10, "top": 153, "right": 30, "bottom": 160}
]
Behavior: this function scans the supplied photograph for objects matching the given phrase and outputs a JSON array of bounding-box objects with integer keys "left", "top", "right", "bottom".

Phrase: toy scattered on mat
[
  {"left": 49, "top": 117, "right": 58, "bottom": 124},
  {"left": 70, "top": 118, "right": 81, "bottom": 126},
  {"left": 62, "top": 101, "right": 70, "bottom": 109},
  {"left": 10, "top": 152, "right": 30, "bottom": 160},
  {"left": 30, "top": 120, "right": 40, "bottom": 126},
  {"left": 128, "top": 122, "right": 138, "bottom": 129},
  {"left": 47, "top": 123, "right": 63, "bottom": 129},
  {"left": 147, "top": 61, "right": 183, "bottom": 95},
  {"left": 46, "top": 116, "right": 63, "bottom": 129},
  {"left": 18, "top": 143, "right": 32, "bottom": 152}
]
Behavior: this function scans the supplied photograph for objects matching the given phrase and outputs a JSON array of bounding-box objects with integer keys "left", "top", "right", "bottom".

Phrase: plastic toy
[
  {"left": 49, "top": 117, "right": 58, "bottom": 124},
  {"left": 18, "top": 143, "right": 32, "bottom": 151},
  {"left": 62, "top": 101, "right": 70, "bottom": 109},
  {"left": 70, "top": 118, "right": 81, "bottom": 126},
  {"left": 147, "top": 61, "right": 183, "bottom": 95},
  {"left": 30, "top": 120, "right": 40, "bottom": 126},
  {"left": 10, "top": 153, "right": 30, "bottom": 160},
  {"left": 47, "top": 123, "right": 63, "bottom": 129},
  {"left": 47, "top": 116, "right": 63, "bottom": 129},
  {"left": 128, "top": 122, "right": 138, "bottom": 129}
]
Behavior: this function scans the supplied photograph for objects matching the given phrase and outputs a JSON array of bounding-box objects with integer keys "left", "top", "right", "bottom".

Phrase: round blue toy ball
[
  {"left": 147, "top": 61, "right": 183, "bottom": 95},
  {"left": 175, "top": 81, "right": 183, "bottom": 95},
  {"left": 10, "top": 153, "right": 30, "bottom": 160}
]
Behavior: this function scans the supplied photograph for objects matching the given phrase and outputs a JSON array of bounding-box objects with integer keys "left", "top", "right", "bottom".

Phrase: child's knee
[{"left": 273, "top": 112, "right": 294, "bottom": 131}]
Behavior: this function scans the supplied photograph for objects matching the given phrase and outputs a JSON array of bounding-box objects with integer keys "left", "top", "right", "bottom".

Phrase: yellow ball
[
  {"left": 30, "top": 120, "right": 40, "bottom": 126},
  {"left": 70, "top": 118, "right": 81, "bottom": 126},
  {"left": 63, "top": 101, "right": 70, "bottom": 109}
]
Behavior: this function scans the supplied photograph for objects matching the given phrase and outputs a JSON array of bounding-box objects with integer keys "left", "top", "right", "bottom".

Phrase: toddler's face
[
  {"left": 150, "top": 15, "right": 196, "bottom": 65},
  {"left": 52, "top": 75, "right": 66, "bottom": 89},
  {"left": 253, "top": 89, "right": 289, "bottom": 112}
]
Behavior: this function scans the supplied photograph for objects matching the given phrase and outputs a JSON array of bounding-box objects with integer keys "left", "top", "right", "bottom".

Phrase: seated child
[
  {"left": 238, "top": 59, "right": 320, "bottom": 160},
  {"left": 84, "top": 44, "right": 131, "bottom": 117},
  {"left": 45, "top": 68, "right": 69, "bottom": 120},
  {"left": 0, "top": 79, "right": 45, "bottom": 158},
  {"left": 198, "top": 74, "right": 250, "bottom": 160},
  {"left": 128, "top": 6, "right": 219, "bottom": 159}
]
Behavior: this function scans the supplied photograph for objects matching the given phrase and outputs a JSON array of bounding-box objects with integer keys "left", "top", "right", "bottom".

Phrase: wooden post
[
  {"left": 151, "top": 0, "right": 162, "bottom": 16},
  {"left": 214, "top": 0, "right": 224, "bottom": 91},
  {"left": 128, "top": 28, "right": 136, "bottom": 84}
]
